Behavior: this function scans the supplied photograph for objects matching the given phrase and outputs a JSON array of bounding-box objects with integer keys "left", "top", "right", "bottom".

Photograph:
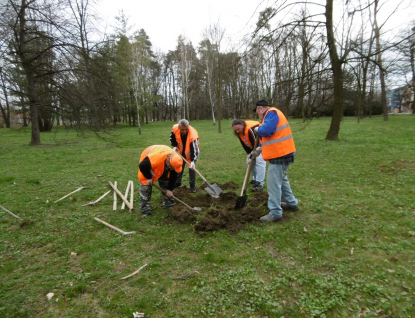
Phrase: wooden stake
[
  {"left": 121, "top": 263, "right": 148, "bottom": 280},
  {"left": 113, "top": 181, "right": 117, "bottom": 210},
  {"left": 94, "top": 217, "right": 136, "bottom": 235},
  {"left": 54, "top": 187, "right": 91, "bottom": 203},
  {"left": 82, "top": 190, "right": 111, "bottom": 206},
  {"left": 129, "top": 181, "right": 134, "bottom": 210},
  {"left": 108, "top": 181, "right": 133, "bottom": 211},
  {"left": 0, "top": 205, "right": 23, "bottom": 220},
  {"left": 121, "top": 181, "right": 131, "bottom": 210}
]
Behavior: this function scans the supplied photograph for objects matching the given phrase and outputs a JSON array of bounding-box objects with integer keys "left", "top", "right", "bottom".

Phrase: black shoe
[
  {"left": 163, "top": 203, "right": 176, "bottom": 208},
  {"left": 281, "top": 202, "right": 298, "bottom": 211},
  {"left": 190, "top": 186, "right": 196, "bottom": 193},
  {"left": 249, "top": 180, "right": 258, "bottom": 185}
]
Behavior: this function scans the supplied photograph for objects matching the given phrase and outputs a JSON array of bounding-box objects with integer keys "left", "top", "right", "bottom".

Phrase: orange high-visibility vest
[
  {"left": 138, "top": 145, "right": 174, "bottom": 185},
  {"left": 172, "top": 124, "right": 199, "bottom": 162},
  {"left": 239, "top": 120, "right": 260, "bottom": 149},
  {"left": 260, "top": 107, "right": 296, "bottom": 160}
]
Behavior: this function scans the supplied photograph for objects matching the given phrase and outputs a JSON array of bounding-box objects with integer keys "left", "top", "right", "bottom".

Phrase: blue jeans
[
  {"left": 251, "top": 153, "right": 266, "bottom": 186},
  {"left": 267, "top": 157, "right": 298, "bottom": 217}
]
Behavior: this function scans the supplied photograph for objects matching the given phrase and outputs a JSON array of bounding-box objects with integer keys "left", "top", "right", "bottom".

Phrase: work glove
[
  {"left": 246, "top": 153, "right": 252, "bottom": 165},
  {"left": 189, "top": 161, "right": 195, "bottom": 169},
  {"left": 173, "top": 147, "right": 177, "bottom": 152},
  {"left": 251, "top": 147, "right": 262, "bottom": 159},
  {"left": 254, "top": 127, "right": 259, "bottom": 134},
  {"left": 146, "top": 179, "right": 153, "bottom": 186}
]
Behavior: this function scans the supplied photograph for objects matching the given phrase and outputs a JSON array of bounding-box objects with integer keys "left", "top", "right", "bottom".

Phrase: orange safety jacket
[
  {"left": 239, "top": 120, "right": 260, "bottom": 149},
  {"left": 138, "top": 145, "right": 173, "bottom": 185},
  {"left": 172, "top": 124, "right": 200, "bottom": 163},
  {"left": 260, "top": 107, "right": 296, "bottom": 161}
]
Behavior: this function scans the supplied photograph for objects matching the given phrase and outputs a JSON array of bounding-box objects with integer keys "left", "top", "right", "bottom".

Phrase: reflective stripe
[
  {"left": 242, "top": 135, "right": 249, "bottom": 147},
  {"left": 145, "top": 146, "right": 158, "bottom": 178},
  {"left": 276, "top": 123, "right": 290, "bottom": 131},
  {"left": 145, "top": 145, "right": 157, "bottom": 157},
  {"left": 262, "top": 134, "right": 293, "bottom": 146}
]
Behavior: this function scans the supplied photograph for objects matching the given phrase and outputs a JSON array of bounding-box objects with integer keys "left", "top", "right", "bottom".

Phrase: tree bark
[
  {"left": 374, "top": 0, "right": 388, "bottom": 121},
  {"left": 0, "top": 68, "right": 11, "bottom": 128},
  {"left": 17, "top": 0, "right": 41, "bottom": 145},
  {"left": 325, "top": 0, "right": 343, "bottom": 141}
]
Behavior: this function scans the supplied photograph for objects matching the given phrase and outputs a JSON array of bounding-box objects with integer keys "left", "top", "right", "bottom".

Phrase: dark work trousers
[
  {"left": 174, "top": 161, "right": 196, "bottom": 189},
  {"left": 139, "top": 171, "right": 175, "bottom": 215}
]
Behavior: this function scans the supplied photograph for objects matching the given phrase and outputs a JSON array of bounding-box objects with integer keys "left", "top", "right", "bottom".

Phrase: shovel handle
[
  {"left": 173, "top": 150, "right": 216, "bottom": 191},
  {"left": 240, "top": 134, "right": 260, "bottom": 196},
  {"left": 173, "top": 151, "right": 204, "bottom": 178},
  {"left": 152, "top": 183, "right": 195, "bottom": 212}
]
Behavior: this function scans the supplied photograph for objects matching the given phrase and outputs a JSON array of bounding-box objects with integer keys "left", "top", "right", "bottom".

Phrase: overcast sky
[
  {"left": 96, "top": 0, "right": 413, "bottom": 53},
  {"left": 96, "top": 0, "right": 269, "bottom": 52}
]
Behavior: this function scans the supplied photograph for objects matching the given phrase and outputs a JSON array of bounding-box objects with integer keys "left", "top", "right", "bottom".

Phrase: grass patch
[{"left": 0, "top": 115, "right": 414, "bottom": 317}]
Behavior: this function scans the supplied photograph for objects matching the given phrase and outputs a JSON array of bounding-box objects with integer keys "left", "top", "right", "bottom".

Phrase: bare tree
[
  {"left": 0, "top": 67, "right": 12, "bottom": 127},
  {"left": 201, "top": 22, "right": 225, "bottom": 132},
  {"left": 174, "top": 36, "right": 195, "bottom": 119}
]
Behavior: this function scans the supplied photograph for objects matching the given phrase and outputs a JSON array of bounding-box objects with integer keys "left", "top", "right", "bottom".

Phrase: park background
[{"left": 1, "top": 115, "right": 414, "bottom": 317}]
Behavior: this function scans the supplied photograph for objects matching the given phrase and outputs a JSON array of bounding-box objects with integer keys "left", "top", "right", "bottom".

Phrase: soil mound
[{"left": 167, "top": 182, "right": 271, "bottom": 235}]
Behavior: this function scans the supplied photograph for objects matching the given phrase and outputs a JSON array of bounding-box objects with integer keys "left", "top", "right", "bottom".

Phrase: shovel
[
  {"left": 235, "top": 134, "right": 259, "bottom": 209},
  {"left": 174, "top": 151, "right": 222, "bottom": 198},
  {"left": 152, "top": 183, "right": 202, "bottom": 212}
]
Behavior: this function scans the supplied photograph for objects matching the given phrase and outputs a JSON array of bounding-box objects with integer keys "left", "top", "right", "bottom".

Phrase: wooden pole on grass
[
  {"left": 113, "top": 181, "right": 117, "bottom": 210},
  {"left": 94, "top": 217, "right": 136, "bottom": 235},
  {"left": 0, "top": 205, "right": 23, "bottom": 220},
  {"left": 108, "top": 181, "right": 133, "bottom": 211},
  {"left": 121, "top": 181, "right": 132, "bottom": 210}
]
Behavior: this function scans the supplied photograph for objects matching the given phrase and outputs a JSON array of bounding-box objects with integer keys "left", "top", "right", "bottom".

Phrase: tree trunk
[
  {"left": 16, "top": 0, "right": 41, "bottom": 144},
  {"left": 325, "top": 0, "right": 343, "bottom": 141},
  {"left": 374, "top": 0, "right": 388, "bottom": 121},
  {"left": 0, "top": 68, "right": 11, "bottom": 128}
]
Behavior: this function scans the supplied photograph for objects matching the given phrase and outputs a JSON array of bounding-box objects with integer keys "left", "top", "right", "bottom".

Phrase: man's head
[
  {"left": 253, "top": 99, "right": 270, "bottom": 120},
  {"left": 166, "top": 154, "right": 183, "bottom": 173},
  {"left": 231, "top": 119, "right": 246, "bottom": 136},
  {"left": 177, "top": 119, "right": 190, "bottom": 136}
]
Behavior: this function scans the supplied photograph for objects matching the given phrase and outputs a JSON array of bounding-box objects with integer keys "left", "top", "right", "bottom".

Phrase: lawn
[{"left": 0, "top": 115, "right": 414, "bottom": 317}]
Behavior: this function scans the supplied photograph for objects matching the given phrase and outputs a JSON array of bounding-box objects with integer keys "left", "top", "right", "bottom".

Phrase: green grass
[{"left": 0, "top": 115, "right": 414, "bottom": 317}]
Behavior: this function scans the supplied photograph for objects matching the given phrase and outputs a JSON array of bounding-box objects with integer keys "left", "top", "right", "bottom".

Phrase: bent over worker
[
  {"left": 231, "top": 119, "right": 266, "bottom": 191},
  {"left": 252, "top": 99, "right": 299, "bottom": 223},
  {"left": 138, "top": 145, "right": 183, "bottom": 215},
  {"left": 169, "top": 119, "right": 200, "bottom": 193}
]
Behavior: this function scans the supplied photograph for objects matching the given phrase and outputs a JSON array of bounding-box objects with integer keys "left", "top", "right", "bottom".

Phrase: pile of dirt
[{"left": 167, "top": 181, "right": 270, "bottom": 236}]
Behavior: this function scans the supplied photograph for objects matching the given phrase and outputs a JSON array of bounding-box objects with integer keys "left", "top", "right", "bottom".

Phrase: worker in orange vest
[
  {"left": 252, "top": 99, "right": 299, "bottom": 222},
  {"left": 138, "top": 145, "right": 183, "bottom": 215},
  {"left": 169, "top": 119, "right": 200, "bottom": 193},
  {"left": 231, "top": 119, "right": 266, "bottom": 191}
]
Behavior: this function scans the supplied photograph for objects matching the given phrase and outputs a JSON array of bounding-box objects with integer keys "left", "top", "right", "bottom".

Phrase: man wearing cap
[
  {"left": 169, "top": 119, "right": 200, "bottom": 193},
  {"left": 138, "top": 145, "right": 183, "bottom": 215},
  {"left": 252, "top": 99, "right": 299, "bottom": 222},
  {"left": 231, "top": 119, "right": 266, "bottom": 191}
]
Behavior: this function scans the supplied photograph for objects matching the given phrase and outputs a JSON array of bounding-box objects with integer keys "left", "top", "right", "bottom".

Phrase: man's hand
[
  {"left": 189, "top": 161, "right": 195, "bottom": 169},
  {"left": 254, "top": 127, "right": 259, "bottom": 134},
  {"left": 173, "top": 147, "right": 177, "bottom": 152},
  {"left": 166, "top": 190, "right": 174, "bottom": 198},
  {"left": 246, "top": 153, "right": 252, "bottom": 165},
  {"left": 146, "top": 179, "right": 153, "bottom": 186},
  {"left": 251, "top": 147, "right": 262, "bottom": 159}
]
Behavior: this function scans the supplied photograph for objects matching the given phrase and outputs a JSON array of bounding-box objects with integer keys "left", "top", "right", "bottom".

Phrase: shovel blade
[
  {"left": 234, "top": 195, "right": 247, "bottom": 209},
  {"left": 204, "top": 183, "right": 222, "bottom": 198}
]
